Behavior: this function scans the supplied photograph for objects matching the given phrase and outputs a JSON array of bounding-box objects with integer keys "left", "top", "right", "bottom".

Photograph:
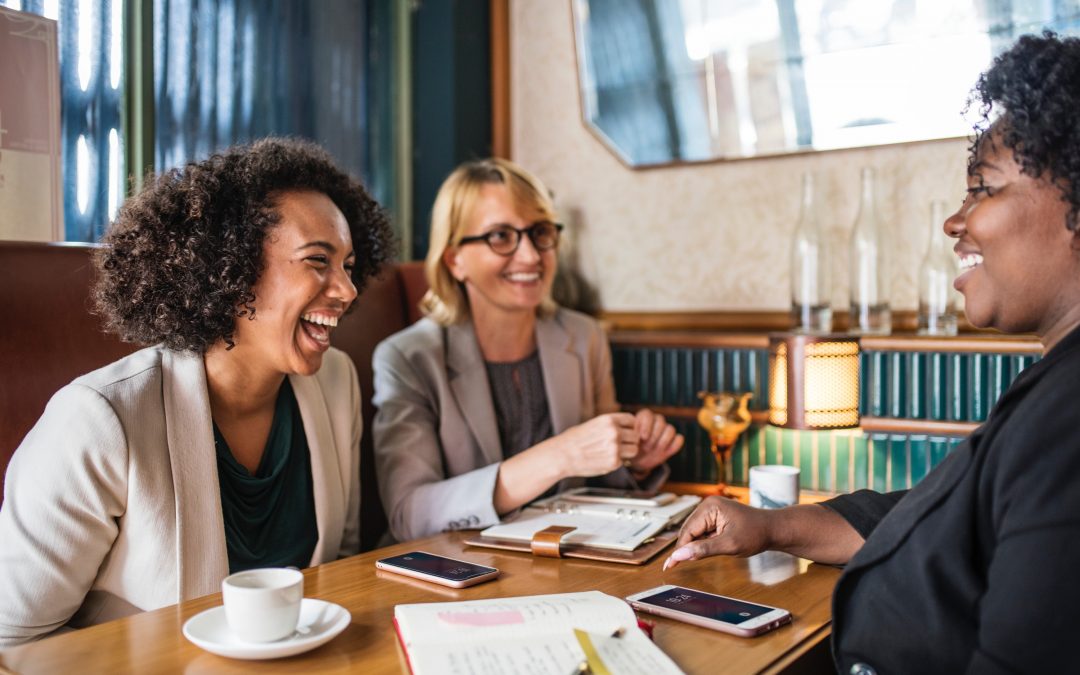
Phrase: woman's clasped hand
[{"left": 545, "top": 410, "right": 684, "bottom": 479}]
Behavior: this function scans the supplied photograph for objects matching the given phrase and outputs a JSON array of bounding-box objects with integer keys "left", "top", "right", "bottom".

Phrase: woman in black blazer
[{"left": 666, "top": 32, "right": 1080, "bottom": 674}]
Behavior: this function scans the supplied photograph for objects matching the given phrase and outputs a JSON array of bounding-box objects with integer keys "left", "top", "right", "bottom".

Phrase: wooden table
[{"left": 0, "top": 532, "right": 840, "bottom": 674}]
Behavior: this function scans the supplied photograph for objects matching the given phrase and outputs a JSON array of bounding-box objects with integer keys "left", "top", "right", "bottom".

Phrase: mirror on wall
[{"left": 572, "top": 0, "right": 1080, "bottom": 167}]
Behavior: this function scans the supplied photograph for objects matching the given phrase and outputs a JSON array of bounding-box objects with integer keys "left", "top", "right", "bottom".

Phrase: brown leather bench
[{"left": 0, "top": 241, "right": 426, "bottom": 550}]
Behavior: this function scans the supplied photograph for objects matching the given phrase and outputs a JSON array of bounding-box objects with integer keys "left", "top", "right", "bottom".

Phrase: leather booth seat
[{"left": 0, "top": 241, "right": 426, "bottom": 550}]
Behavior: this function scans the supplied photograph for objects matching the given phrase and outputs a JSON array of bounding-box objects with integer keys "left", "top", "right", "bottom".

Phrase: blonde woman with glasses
[{"left": 372, "top": 158, "right": 683, "bottom": 542}]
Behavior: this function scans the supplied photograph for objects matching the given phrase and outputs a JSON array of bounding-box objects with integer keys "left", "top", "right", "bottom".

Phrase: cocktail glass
[{"left": 696, "top": 391, "right": 753, "bottom": 495}]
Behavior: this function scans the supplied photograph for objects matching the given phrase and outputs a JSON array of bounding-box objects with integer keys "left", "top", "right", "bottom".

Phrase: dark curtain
[{"left": 154, "top": 0, "right": 368, "bottom": 182}]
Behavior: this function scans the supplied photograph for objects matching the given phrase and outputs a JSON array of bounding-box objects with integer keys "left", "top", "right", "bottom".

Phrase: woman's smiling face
[
  {"left": 444, "top": 182, "right": 557, "bottom": 320},
  {"left": 946, "top": 132, "right": 1080, "bottom": 342},
  {"left": 232, "top": 190, "right": 358, "bottom": 376}
]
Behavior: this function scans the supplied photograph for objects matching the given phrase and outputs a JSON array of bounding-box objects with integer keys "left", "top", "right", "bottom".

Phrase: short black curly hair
[
  {"left": 967, "top": 30, "right": 1080, "bottom": 231},
  {"left": 94, "top": 137, "right": 397, "bottom": 353}
]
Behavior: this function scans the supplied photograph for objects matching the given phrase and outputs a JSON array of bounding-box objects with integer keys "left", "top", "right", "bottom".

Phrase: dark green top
[{"left": 214, "top": 379, "right": 318, "bottom": 574}]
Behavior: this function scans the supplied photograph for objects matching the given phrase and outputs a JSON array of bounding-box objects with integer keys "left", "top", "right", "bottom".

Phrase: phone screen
[
  {"left": 379, "top": 552, "right": 495, "bottom": 581},
  {"left": 635, "top": 587, "right": 775, "bottom": 625}
]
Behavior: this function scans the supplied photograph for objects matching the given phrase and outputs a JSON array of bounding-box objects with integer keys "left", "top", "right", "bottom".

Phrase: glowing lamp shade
[{"left": 768, "top": 334, "right": 860, "bottom": 429}]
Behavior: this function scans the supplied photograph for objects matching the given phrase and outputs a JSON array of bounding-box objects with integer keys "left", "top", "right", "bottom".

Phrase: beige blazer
[
  {"left": 0, "top": 345, "right": 361, "bottom": 647},
  {"left": 373, "top": 308, "right": 662, "bottom": 542}
]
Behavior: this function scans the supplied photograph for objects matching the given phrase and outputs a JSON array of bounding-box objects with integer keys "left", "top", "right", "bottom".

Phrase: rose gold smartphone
[
  {"left": 626, "top": 585, "right": 791, "bottom": 637},
  {"left": 375, "top": 551, "right": 500, "bottom": 588}
]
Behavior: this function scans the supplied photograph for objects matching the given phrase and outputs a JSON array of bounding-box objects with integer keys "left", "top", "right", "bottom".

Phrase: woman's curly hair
[
  {"left": 93, "top": 137, "right": 397, "bottom": 353},
  {"left": 967, "top": 30, "right": 1080, "bottom": 231}
]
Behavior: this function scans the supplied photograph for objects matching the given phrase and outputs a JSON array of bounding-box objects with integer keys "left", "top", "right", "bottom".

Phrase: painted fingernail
[{"left": 670, "top": 546, "right": 692, "bottom": 562}]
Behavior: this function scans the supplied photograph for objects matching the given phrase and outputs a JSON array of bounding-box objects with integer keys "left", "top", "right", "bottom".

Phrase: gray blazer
[{"left": 373, "top": 308, "right": 657, "bottom": 542}]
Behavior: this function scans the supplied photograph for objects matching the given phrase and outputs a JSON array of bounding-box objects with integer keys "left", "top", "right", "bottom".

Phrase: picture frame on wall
[{"left": 0, "top": 5, "right": 62, "bottom": 242}]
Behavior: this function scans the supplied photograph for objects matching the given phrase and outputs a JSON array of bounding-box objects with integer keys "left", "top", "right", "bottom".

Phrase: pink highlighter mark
[{"left": 437, "top": 610, "right": 525, "bottom": 627}]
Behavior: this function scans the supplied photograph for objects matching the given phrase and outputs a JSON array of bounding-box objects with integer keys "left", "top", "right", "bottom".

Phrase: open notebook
[
  {"left": 477, "top": 493, "right": 702, "bottom": 552},
  {"left": 394, "top": 591, "right": 685, "bottom": 675}
]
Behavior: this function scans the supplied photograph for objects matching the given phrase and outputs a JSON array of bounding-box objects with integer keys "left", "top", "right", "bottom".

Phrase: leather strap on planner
[{"left": 530, "top": 525, "right": 577, "bottom": 558}]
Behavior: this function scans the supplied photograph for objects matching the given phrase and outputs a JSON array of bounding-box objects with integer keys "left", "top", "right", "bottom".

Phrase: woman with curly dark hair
[
  {"left": 0, "top": 138, "right": 394, "bottom": 646},
  {"left": 665, "top": 32, "right": 1080, "bottom": 672}
]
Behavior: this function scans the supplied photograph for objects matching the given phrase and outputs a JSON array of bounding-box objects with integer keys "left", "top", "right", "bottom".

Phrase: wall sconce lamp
[{"left": 768, "top": 334, "right": 860, "bottom": 429}]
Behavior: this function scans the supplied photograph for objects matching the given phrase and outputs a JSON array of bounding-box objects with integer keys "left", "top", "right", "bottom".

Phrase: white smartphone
[
  {"left": 561, "top": 487, "right": 677, "bottom": 506},
  {"left": 626, "top": 585, "right": 791, "bottom": 637},
  {"left": 375, "top": 551, "right": 500, "bottom": 588}
]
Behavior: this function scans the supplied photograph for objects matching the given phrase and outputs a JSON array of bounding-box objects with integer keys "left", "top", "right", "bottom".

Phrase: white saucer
[{"left": 183, "top": 598, "right": 351, "bottom": 660}]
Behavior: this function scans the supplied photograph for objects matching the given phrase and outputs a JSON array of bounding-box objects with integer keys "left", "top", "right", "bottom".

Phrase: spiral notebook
[{"left": 394, "top": 591, "right": 686, "bottom": 675}]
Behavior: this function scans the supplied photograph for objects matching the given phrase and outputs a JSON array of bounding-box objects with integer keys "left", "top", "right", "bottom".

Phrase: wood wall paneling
[{"left": 490, "top": 0, "right": 510, "bottom": 158}]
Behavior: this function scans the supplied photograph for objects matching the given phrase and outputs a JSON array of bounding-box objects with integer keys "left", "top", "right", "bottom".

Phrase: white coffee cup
[
  {"left": 749, "top": 465, "right": 800, "bottom": 509},
  {"left": 222, "top": 567, "right": 304, "bottom": 643}
]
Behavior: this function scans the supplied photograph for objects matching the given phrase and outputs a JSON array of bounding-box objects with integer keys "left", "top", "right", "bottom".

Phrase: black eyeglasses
[{"left": 457, "top": 221, "right": 564, "bottom": 256}]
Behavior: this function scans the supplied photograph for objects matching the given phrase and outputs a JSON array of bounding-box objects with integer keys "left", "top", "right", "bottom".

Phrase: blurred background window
[{"left": 2, "top": 0, "right": 394, "bottom": 242}]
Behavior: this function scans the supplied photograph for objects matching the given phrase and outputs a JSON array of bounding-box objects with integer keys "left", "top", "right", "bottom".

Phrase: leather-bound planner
[{"left": 464, "top": 493, "right": 700, "bottom": 565}]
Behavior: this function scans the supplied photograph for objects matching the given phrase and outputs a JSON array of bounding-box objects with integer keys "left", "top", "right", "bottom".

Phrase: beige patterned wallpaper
[{"left": 510, "top": 0, "right": 971, "bottom": 313}]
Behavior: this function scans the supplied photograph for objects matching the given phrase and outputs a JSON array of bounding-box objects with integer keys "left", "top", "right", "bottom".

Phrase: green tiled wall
[
  {"left": 858, "top": 350, "right": 1038, "bottom": 422},
  {"left": 612, "top": 346, "right": 769, "bottom": 411},
  {"left": 612, "top": 343, "right": 1037, "bottom": 493},
  {"left": 662, "top": 421, "right": 965, "bottom": 491}
]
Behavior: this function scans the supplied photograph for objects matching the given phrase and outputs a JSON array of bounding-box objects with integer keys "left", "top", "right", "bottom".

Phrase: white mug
[
  {"left": 749, "top": 465, "right": 800, "bottom": 509},
  {"left": 222, "top": 567, "right": 304, "bottom": 643}
]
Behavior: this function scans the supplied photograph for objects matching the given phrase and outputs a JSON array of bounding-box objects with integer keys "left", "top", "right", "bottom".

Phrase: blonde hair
[{"left": 421, "top": 158, "right": 560, "bottom": 325}]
